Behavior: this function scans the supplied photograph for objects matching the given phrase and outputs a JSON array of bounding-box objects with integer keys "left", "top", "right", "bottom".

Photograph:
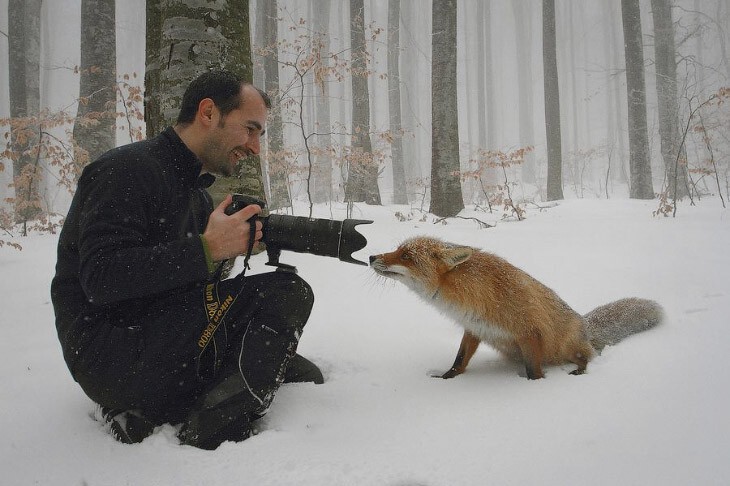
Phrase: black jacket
[{"left": 51, "top": 127, "right": 214, "bottom": 375}]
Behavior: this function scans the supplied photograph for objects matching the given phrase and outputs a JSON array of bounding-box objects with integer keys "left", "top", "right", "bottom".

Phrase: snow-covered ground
[{"left": 1, "top": 198, "right": 728, "bottom": 485}]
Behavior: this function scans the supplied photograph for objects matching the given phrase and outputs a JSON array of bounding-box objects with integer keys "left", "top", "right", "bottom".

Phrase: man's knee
[
  {"left": 255, "top": 271, "right": 314, "bottom": 314},
  {"left": 278, "top": 272, "right": 314, "bottom": 306}
]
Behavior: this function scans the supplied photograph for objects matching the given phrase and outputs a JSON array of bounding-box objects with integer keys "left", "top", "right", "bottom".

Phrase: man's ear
[
  {"left": 442, "top": 246, "right": 473, "bottom": 269},
  {"left": 198, "top": 98, "right": 216, "bottom": 126}
]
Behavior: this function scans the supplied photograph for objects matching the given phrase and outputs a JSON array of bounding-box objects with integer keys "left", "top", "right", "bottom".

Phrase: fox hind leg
[
  {"left": 516, "top": 334, "right": 545, "bottom": 380},
  {"left": 437, "top": 331, "right": 480, "bottom": 379},
  {"left": 568, "top": 342, "right": 593, "bottom": 375}
]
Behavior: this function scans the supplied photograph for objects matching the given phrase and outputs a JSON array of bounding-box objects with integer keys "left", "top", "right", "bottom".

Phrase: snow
[{"left": 2, "top": 198, "right": 729, "bottom": 486}]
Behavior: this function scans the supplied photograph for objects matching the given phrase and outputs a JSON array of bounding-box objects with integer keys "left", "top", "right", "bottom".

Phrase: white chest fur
[{"left": 407, "top": 280, "right": 512, "bottom": 344}]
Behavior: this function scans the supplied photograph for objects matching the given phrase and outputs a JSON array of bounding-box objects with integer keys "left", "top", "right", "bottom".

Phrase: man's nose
[{"left": 246, "top": 135, "right": 261, "bottom": 156}]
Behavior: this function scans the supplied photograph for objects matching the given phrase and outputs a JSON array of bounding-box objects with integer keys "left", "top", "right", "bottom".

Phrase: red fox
[{"left": 369, "top": 236, "right": 663, "bottom": 380}]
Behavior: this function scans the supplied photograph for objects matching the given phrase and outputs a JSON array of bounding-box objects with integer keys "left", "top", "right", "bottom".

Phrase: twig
[
  {"left": 671, "top": 93, "right": 717, "bottom": 217},
  {"left": 433, "top": 215, "right": 495, "bottom": 229},
  {"left": 696, "top": 109, "right": 726, "bottom": 209}
]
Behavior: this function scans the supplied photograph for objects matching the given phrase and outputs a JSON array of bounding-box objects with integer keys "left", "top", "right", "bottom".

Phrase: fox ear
[{"left": 442, "top": 247, "right": 473, "bottom": 269}]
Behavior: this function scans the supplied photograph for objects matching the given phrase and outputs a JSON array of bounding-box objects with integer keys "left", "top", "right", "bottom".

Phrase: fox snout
[{"left": 369, "top": 253, "right": 403, "bottom": 278}]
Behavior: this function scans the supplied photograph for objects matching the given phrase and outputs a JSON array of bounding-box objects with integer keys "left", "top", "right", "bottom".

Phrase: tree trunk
[
  {"left": 542, "top": 0, "right": 564, "bottom": 201},
  {"left": 252, "top": 0, "right": 265, "bottom": 90},
  {"left": 312, "top": 0, "right": 333, "bottom": 204},
  {"left": 566, "top": 2, "right": 580, "bottom": 155},
  {"left": 430, "top": 0, "right": 464, "bottom": 217},
  {"left": 479, "top": 1, "right": 497, "bottom": 187},
  {"left": 621, "top": 0, "right": 655, "bottom": 199},
  {"left": 512, "top": 0, "right": 536, "bottom": 183},
  {"left": 146, "top": 0, "right": 265, "bottom": 205},
  {"left": 8, "top": 0, "right": 42, "bottom": 221},
  {"left": 346, "top": 0, "right": 381, "bottom": 205},
  {"left": 74, "top": 0, "right": 117, "bottom": 167},
  {"left": 145, "top": 0, "right": 163, "bottom": 138},
  {"left": 397, "top": 0, "right": 426, "bottom": 191},
  {"left": 261, "top": 0, "right": 290, "bottom": 210},
  {"left": 651, "top": 0, "right": 688, "bottom": 199},
  {"left": 607, "top": 0, "right": 629, "bottom": 185},
  {"left": 388, "top": 0, "right": 408, "bottom": 205}
]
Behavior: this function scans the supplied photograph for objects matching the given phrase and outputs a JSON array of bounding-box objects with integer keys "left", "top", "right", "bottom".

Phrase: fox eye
[{"left": 400, "top": 252, "right": 411, "bottom": 261}]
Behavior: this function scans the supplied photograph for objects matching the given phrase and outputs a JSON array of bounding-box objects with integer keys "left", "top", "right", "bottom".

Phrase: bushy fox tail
[{"left": 584, "top": 298, "right": 664, "bottom": 352}]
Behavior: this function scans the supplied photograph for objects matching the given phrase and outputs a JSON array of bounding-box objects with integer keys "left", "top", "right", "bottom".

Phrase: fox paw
[{"left": 432, "top": 368, "right": 461, "bottom": 379}]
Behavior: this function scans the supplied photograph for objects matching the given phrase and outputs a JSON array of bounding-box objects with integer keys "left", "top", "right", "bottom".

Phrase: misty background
[{"left": 0, "top": 0, "right": 728, "bottom": 225}]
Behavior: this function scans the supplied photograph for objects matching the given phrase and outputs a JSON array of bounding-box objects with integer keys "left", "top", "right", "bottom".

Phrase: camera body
[{"left": 225, "top": 194, "right": 372, "bottom": 269}]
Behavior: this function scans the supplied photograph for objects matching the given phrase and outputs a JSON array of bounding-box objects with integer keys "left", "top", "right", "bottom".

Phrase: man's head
[{"left": 175, "top": 70, "right": 271, "bottom": 177}]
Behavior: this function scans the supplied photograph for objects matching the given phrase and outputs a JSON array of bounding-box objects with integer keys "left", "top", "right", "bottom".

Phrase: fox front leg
[{"left": 435, "top": 331, "right": 480, "bottom": 379}]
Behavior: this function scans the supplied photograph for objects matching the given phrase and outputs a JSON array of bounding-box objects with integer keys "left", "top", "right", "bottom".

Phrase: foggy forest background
[{"left": 1, "top": 0, "right": 729, "bottom": 248}]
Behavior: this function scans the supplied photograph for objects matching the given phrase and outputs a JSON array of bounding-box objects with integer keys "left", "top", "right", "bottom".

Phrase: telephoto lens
[{"left": 225, "top": 194, "right": 372, "bottom": 267}]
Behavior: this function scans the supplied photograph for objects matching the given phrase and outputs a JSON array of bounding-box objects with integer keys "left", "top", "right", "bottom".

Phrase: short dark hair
[{"left": 176, "top": 70, "right": 271, "bottom": 124}]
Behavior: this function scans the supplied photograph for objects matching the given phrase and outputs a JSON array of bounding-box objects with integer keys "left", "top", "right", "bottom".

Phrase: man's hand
[{"left": 202, "top": 194, "right": 263, "bottom": 262}]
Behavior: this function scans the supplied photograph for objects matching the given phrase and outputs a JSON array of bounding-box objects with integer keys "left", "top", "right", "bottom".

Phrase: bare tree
[
  {"left": 311, "top": 0, "right": 334, "bottom": 205},
  {"left": 388, "top": 0, "right": 408, "bottom": 205},
  {"left": 430, "top": 0, "right": 464, "bottom": 217},
  {"left": 621, "top": 0, "right": 655, "bottom": 199},
  {"left": 346, "top": 0, "right": 381, "bottom": 205},
  {"left": 74, "top": 0, "right": 117, "bottom": 165},
  {"left": 144, "top": 0, "right": 163, "bottom": 138},
  {"left": 512, "top": 0, "right": 536, "bottom": 183},
  {"left": 260, "top": 0, "right": 290, "bottom": 210},
  {"left": 651, "top": 0, "right": 689, "bottom": 199},
  {"left": 467, "top": 1, "right": 496, "bottom": 190},
  {"left": 482, "top": 1, "right": 495, "bottom": 155},
  {"left": 543, "top": 0, "right": 564, "bottom": 201},
  {"left": 606, "top": 0, "right": 630, "bottom": 187},
  {"left": 7, "top": 0, "right": 42, "bottom": 221}
]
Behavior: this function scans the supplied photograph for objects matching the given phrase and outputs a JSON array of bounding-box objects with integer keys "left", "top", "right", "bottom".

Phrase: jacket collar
[{"left": 159, "top": 127, "right": 215, "bottom": 189}]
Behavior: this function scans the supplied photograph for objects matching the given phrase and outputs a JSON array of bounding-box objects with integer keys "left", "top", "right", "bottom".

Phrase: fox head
[{"left": 369, "top": 236, "right": 474, "bottom": 293}]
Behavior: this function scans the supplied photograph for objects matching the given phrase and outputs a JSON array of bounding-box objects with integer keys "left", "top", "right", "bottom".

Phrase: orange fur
[{"left": 370, "top": 236, "right": 598, "bottom": 379}]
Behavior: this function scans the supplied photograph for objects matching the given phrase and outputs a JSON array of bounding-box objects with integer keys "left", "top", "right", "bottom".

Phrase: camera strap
[
  {"left": 241, "top": 215, "right": 257, "bottom": 272},
  {"left": 197, "top": 217, "right": 257, "bottom": 374}
]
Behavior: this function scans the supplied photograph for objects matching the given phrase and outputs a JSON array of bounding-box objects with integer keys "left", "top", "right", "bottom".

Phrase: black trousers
[{"left": 75, "top": 270, "right": 316, "bottom": 444}]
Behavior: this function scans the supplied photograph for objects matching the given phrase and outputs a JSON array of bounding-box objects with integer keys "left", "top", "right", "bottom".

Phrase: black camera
[{"left": 225, "top": 194, "right": 372, "bottom": 269}]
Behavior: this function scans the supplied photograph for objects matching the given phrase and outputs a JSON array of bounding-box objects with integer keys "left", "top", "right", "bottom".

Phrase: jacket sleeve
[{"left": 76, "top": 157, "right": 210, "bottom": 306}]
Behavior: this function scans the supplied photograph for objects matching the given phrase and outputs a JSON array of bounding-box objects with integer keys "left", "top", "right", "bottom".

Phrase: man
[{"left": 51, "top": 70, "right": 322, "bottom": 450}]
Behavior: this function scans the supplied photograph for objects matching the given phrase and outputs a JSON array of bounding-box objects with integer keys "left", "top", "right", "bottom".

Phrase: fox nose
[{"left": 368, "top": 255, "right": 377, "bottom": 265}]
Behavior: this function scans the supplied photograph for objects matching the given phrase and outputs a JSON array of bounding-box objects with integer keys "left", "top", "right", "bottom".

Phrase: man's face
[{"left": 200, "top": 85, "right": 267, "bottom": 177}]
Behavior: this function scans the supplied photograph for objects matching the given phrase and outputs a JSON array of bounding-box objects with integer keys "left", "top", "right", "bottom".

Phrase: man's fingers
[
  {"left": 230, "top": 204, "right": 262, "bottom": 222},
  {"left": 213, "top": 194, "right": 233, "bottom": 214}
]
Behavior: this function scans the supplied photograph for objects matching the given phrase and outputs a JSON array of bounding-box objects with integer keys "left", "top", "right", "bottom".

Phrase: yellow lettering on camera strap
[
  {"left": 197, "top": 281, "right": 235, "bottom": 351},
  {"left": 195, "top": 221, "right": 256, "bottom": 377}
]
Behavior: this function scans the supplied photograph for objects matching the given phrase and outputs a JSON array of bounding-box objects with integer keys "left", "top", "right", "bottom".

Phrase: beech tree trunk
[
  {"left": 388, "top": 0, "right": 407, "bottom": 205},
  {"left": 543, "top": 0, "right": 564, "bottom": 201},
  {"left": 512, "top": 0, "right": 536, "bottom": 183},
  {"left": 346, "top": 0, "right": 381, "bottom": 205},
  {"left": 8, "top": 0, "right": 42, "bottom": 221},
  {"left": 260, "top": 0, "right": 290, "bottom": 210},
  {"left": 430, "top": 0, "right": 464, "bottom": 217},
  {"left": 621, "top": 0, "right": 654, "bottom": 199},
  {"left": 74, "top": 0, "right": 117, "bottom": 167},
  {"left": 651, "top": 0, "right": 688, "bottom": 198},
  {"left": 311, "top": 0, "right": 333, "bottom": 204},
  {"left": 145, "top": 0, "right": 264, "bottom": 205}
]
